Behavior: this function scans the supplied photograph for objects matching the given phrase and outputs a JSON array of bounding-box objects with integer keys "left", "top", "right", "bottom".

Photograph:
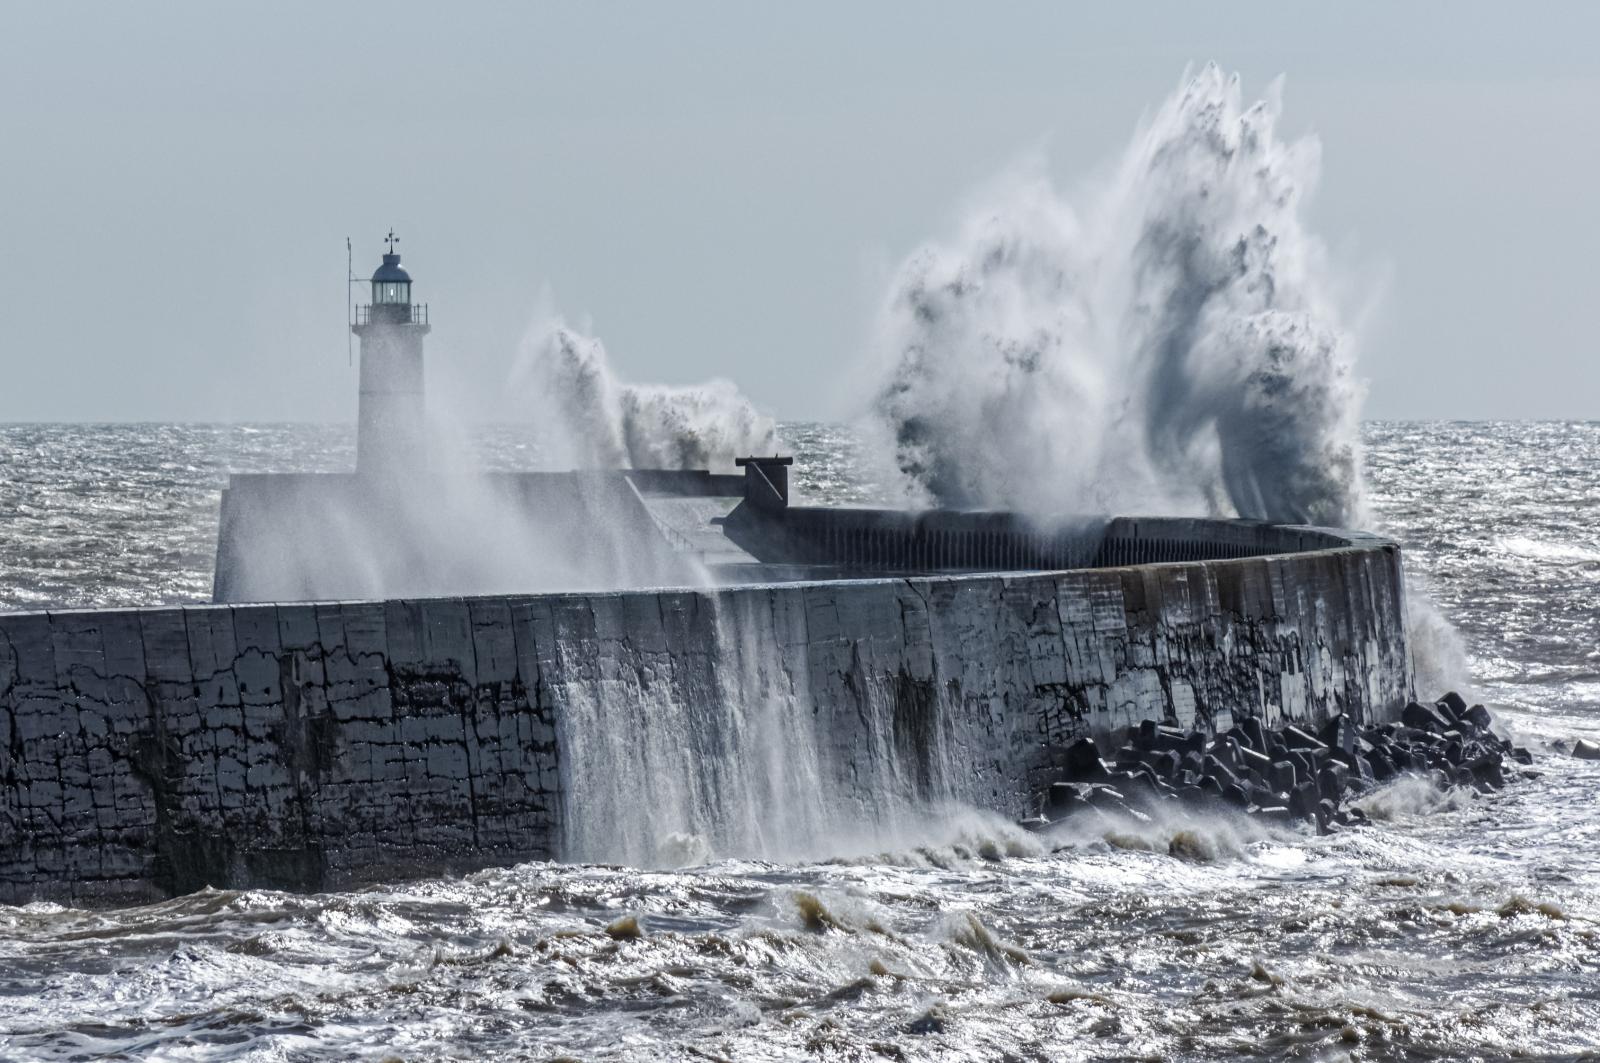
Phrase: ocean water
[{"left": 2, "top": 420, "right": 1599, "bottom": 1061}]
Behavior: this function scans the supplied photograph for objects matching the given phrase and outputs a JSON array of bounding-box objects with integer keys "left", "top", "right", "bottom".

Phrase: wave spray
[
  {"left": 538, "top": 69, "right": 1465, "bottom": 865},
  {"left": 866, "top": 65, "right": 1364, "bottom": 528},
  {"left": 865, "top": 65, "right": 1471, "bottom": 695},
  {"left": 515, "top": 313, "right": 780, "bottom": 472}
]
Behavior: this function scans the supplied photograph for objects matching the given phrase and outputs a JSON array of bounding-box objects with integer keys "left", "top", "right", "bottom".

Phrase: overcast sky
[{"left": 1, "top": 2, "right": 1595, "bottom": 423}]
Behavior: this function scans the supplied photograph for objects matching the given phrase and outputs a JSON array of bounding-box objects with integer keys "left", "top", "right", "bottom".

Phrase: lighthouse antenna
[{"left": 346, "top": 236, "right": 354, "bottom": 366}]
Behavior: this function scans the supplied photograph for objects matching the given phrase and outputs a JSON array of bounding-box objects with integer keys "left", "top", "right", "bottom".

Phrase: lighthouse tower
[{"left": 352, "top": 231, "right": 431, "bottom": 476}]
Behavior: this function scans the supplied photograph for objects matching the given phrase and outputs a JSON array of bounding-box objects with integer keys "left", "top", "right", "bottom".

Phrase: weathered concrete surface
[
  {"left": 1, "top": 525, "right": 1412, "bottom": 905},
  {"left": 0, "top": 599, "right": 562, "bottom": 905}
]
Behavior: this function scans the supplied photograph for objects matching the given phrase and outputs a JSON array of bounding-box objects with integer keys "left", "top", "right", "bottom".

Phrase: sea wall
[{"left": 0, "top": 526, "right": 1412, "bottom": 905}]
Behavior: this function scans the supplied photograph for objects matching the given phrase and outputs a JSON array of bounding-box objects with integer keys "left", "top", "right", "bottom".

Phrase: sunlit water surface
[{"left": 1, "top": 421, "right": 1598, "bottom": 1061}]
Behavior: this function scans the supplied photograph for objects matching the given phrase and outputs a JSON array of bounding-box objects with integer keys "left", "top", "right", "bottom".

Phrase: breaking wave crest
[
  {"left": 1355, "top": 774, "right": 1476, "bottom": 822},
  {"left": 865, "top": 64, "right": 1363, "bottom": 528},
  {"left": 516, "top": 315, "right": 779, "bottom": 472},
  {"left": 857, "top": 65, "right": 1490, "bottom": 693}
]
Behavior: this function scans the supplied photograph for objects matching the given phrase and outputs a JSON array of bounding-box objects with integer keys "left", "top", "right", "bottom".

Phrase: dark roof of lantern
[{"left": 371, "top": 253, "right": 412, "bottom": 284}]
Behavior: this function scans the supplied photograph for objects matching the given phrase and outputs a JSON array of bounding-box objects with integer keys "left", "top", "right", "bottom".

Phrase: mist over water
[
  {"left": 208, "top": 307, "right": 785, "bottom": 602},
  {"left": 866, "top": 66, "right": 1363, "bottom": 528}
]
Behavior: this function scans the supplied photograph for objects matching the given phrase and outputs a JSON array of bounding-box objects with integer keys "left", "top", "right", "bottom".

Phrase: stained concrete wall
[{"left": 0, "top": 523, "right": 1412, "bottom": 905}]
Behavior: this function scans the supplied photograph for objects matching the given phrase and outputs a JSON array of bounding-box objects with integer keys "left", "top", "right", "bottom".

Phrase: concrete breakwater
[{"left": 0, "top": 519, "right": 1413, "bottom": 905}]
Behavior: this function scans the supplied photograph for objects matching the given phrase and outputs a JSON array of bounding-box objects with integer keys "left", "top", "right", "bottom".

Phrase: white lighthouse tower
[{"left": 351, "top": 231, "right": 431, "bottom": 476}]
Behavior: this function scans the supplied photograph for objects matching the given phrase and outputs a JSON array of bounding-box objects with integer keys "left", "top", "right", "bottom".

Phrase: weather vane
[{"left": 385, "top": 229, "right": 399, "bottom": 254}]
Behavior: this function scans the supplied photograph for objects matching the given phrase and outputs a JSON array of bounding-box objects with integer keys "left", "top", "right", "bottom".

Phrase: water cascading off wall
[
  {"left": 543, "top": 66, "right": 1462, "bottom": 866},
  {"left": 553, "top": 586, "right": 969, "bottom": 866}
]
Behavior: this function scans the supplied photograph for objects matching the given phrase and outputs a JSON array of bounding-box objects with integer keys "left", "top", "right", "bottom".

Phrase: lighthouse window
[{"left": 372, "top": 281, "right": 410, "bottom": 305}]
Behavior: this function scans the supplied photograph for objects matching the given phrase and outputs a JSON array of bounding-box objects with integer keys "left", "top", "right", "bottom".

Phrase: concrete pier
[{"left": 0, "top": 518, "right": 1412, "bottom": 905}]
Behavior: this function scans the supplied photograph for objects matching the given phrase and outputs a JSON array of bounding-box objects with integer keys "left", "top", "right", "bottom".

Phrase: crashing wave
[
  {"left": 865, "top": 64, "right": 1363, "bottom": 528},
  {"left": 516, "top": 317, "right": 779, "bottom": 472}
]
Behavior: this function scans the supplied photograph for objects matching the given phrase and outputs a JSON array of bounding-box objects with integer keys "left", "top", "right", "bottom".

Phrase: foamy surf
[{"left": 1495, "top": 534, "right": 1600, "bottom": 565}]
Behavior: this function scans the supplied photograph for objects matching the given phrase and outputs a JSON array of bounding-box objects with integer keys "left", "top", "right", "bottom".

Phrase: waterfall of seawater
[
  {"left": 555, "top": 590, "right": 964, "bottom": 867},
  {"left": 547, "top": 67, "right": 1461, "bottom": 863}
]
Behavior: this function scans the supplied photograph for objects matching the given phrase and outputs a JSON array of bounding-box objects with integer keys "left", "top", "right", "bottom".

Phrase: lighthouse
[{"left": 352, "top": 231, "right": 431, "bottom": 476}]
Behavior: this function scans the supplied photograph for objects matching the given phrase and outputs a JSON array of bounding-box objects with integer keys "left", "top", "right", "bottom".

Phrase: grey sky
[{"left": 1, "top": 1, "right": 1595, "bottom": 423}]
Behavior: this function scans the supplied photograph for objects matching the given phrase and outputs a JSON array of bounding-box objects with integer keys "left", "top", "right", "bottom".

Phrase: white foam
[
  {"left": 1354, "top": 774, "right": 1474, "bottom": 822},
  {"left": 1495, "top": 535, "right": 1600, "bottom": 565}
]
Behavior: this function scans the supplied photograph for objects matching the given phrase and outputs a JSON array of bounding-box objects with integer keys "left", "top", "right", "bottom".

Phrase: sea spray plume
[
  {"left": 867, "top": 174, "right": 1115, "bottom": 513},
  {"left": 1125, "top": 72, "right": 1362, "bottom": 526},
  {"left": 516, "top": 317, "right": 780, "bottom": 471},
  {"left": 521, "top": 324, "right": 627, "bottom": 469},
  {"left": 867, "top": 66, "right": 1364, "bottom": 527}
]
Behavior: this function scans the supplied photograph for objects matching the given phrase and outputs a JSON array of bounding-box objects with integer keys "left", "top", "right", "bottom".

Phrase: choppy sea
[{"left": 2, "top": 421, "right": 1598, "bottom": 1061}]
